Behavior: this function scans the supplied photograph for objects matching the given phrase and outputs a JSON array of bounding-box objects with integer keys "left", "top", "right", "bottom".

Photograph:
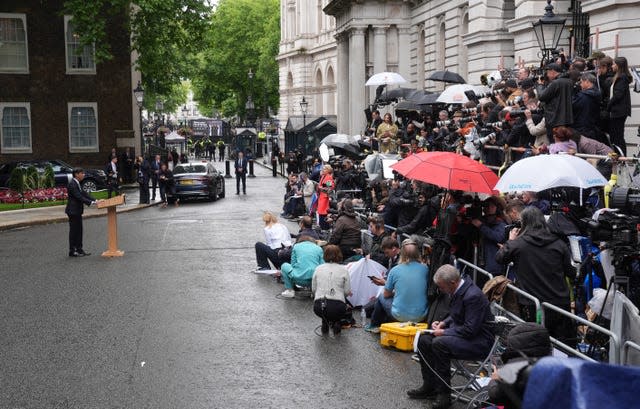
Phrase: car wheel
[
  {"left": 218, "top": 178, "right": 225, "bottom": 198},
  {"left": 209, "top": 182, "right": 218, "bottom": 202},
  {"left": 81, "top": 179, "right": 97, "bottom": 192}
]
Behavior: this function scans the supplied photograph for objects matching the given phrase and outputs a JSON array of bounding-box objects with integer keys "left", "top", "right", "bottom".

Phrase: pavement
[
  {"left": 0, "top": 184, "right": 160, "bottom": 232},
  {"left": 0, "top": 157, "right": 283, "bottom": 232}
]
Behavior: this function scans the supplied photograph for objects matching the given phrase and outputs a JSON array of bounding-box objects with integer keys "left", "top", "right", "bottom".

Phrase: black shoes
[
  {"left": 69, "top": 250, "right": 91, "bottom": 257},
  {"left": 332, "top": 322, "right": 342, "bottom": 335},
  {"left": 406, "top": 385, "right": 437, "bottom": 400}
]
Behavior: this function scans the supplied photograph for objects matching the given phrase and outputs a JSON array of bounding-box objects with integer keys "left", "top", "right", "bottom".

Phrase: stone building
[
  {"left": 278, "top": 0, "right": 639, "bottom": 152},
  {"left": 0, "top": 0, "right": 139, "bottom": 168}
]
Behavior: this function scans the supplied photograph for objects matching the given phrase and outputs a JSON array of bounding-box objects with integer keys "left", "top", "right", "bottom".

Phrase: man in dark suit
[
  {"left": 408, "top": 264, "right": 495, "bottom": 409},
  {"left": 150, "top": 154, "right": 161, "bottom": 201},
  {"left": 235, "top": 151, "right": 247, "bottom": 195},
  {"left": 105, "top": 156, "right": 120, "bottom": 198},
  {"left": 65, "top": 168, "right": 97, "bottom": 257}
]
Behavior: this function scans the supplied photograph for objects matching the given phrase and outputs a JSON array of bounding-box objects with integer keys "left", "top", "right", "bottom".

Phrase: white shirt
[{"left": 264, "top": 223, "right": 292, "bottom": 249}]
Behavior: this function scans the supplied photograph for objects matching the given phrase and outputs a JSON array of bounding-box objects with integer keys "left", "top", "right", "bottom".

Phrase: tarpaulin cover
[
  {"left": 522, "top": 357, "right": 640, "bottom": 409},
  {"left": 347, "top": 258, "right": 387, "bottom": 307}
]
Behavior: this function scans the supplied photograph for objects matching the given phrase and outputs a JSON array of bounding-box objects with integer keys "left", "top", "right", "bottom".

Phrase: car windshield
[{"left": 174, "top": 165, "right": 207, "bottom": 174}]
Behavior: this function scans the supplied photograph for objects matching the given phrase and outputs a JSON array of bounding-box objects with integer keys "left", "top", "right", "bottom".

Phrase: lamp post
[
  {"left": 300, "top": 96, "right": 308, "bottom": 146},
  {"left": 155, "top": 99, "right": 164, "bottom": 125},
  {"left": 532, "top": 0, "right": 566, "bottom": 67},
  {"left": 133, "top": 80, "right": 145, "bottom": 156},
  {"left": 246, "top": 68, "right": 255, "bottom": 127},
  {"left": 182, "top": 105, "right": 189, "bottom": 128}
]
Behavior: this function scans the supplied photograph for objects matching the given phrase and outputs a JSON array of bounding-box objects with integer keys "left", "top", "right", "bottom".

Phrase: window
[
  {"left": 68, "top": 103, "right": 98, "bottom": 152},
  {"left": 0, "top": 103, "right": 32, "bottom": 153},
  {"left": 0, "top": 13, "right": 29, "bottom": 73},
  {"left": 64, "top": 16, "right": 96, "bottom": 73}
]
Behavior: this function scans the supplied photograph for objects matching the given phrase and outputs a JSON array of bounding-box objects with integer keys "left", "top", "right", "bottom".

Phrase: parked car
[
  {"left": 0, "top": 159, "right": 107, "bottom": 192},
  {"left": 173, "top": 161, "right": 225, "bottom": 201}
]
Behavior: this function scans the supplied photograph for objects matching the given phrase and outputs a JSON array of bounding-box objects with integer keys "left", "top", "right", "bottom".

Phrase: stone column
[
  {"left": 336, "top": 32, "right": 350, "bottom": 134},
  {"left": 373, "top": 26, "right": 388, "bottom": 74},
  {"left": 349, "top": 27, "right": 366, "bottom": 135},
  {"left": 398, "top": 27, "right": 411, "bottom": 83}
]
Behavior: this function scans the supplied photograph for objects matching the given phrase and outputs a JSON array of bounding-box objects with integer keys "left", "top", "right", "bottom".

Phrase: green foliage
[
  {"left": 62, "top": 0, "right": 212, "bottom": 107},
  {"left": 191, "top": 0, "right": 280, "bottom": 119},
  {"left": 43, "top": 165, "right": 55, "bottom": 188},
  {"left": 8, "top": 167, "right": 26, "bottom": 193},
  {"left": 24, "top": 166, "right": 40, "bottom": 190}
]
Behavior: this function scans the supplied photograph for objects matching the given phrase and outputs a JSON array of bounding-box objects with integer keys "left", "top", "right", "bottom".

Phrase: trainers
[
  {"left": 364, "top": 324, "right": 380, "bottom": 333},
  {"left": 280, "top": 289, "right": 295, "bottom": 298}
]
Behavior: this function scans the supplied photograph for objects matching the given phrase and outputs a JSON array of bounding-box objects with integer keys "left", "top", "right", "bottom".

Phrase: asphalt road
[{"left": 0, "top": 163, "right": 457, "bottom": 409}]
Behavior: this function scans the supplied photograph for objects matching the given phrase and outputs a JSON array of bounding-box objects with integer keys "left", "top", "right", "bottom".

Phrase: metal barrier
[
  {"left": 542, "top": 302, "right": 621, "bottom": 364},
  {"left": 622, "top": 340, "right": 640, "bottom": 365},
  {"left": 457, "top": 258, "right": 543, "bottom": 324}
]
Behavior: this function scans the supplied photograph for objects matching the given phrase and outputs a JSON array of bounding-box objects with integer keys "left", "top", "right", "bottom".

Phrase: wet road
[{"left": 0, "top": 163, "right": 454, "bottom": 409}]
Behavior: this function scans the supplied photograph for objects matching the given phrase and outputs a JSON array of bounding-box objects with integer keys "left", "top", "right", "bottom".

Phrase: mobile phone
[{"left": 368, "top": 275, "right": 376, "bottom": 280}]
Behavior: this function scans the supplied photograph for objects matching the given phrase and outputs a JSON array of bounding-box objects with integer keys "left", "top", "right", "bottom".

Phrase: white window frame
[
  {"left": 0, "top": 102, "right": 32, "bottom": 154},
  {"left": 0, "top": 13, "right": 29, "bottom": 74},
  {"left": 64, "top": 15, "right": 96, "bottom": 75},
  {"left": 68, "top": 102, "right": 99, "bottom": 153}
]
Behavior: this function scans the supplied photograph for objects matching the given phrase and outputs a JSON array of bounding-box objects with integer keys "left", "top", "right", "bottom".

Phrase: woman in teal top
[{"left": 279, "top": 236, "right": 324, "bottom": 298}]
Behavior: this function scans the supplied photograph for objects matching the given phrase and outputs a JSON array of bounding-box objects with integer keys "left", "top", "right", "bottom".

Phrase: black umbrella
[
  {"left": 428, "top": 70, "right": 466, "bottom": 84},
  {"left": 416, "top": 92, "right": 440, "bottom": 105}
]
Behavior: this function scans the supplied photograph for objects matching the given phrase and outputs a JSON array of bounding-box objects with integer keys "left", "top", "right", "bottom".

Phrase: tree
[
  {"left": 191, "top": 0, "right": 280, "bottom": 119},
  {"left": 62, "top": 0, "right": 212, "bottom": 108}
]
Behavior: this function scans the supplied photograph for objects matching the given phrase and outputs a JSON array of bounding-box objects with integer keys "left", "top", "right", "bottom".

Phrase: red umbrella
[{"left": 390, "top": 151, "right": 498, "bottom": 194}]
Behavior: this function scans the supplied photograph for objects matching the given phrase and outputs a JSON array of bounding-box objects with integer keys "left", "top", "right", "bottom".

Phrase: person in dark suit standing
[
  {"left": 150, "top": 154, "right": 161, "bottom": 201},
  {"left": 607, "top": 56, "right": 633, "bottom": 155},
  {"left": 235, "top": 150, "right": 247, "bottom": 195},
  {"left": 408, "top": 264, "right": 495, "bottom": 409},
  {"left": 134, "top": 155, "right": 150, "bottom": 204},
  {"left": 105, "top": 156, "right": 120, "bottom": 198},
  {"left": 65, "top": 168, "right": 97, "bottom": 257}
]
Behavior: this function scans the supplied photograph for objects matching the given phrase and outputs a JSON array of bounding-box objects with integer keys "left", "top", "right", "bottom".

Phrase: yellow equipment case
[{"left": 379, "top": 322, "right": 429, "bottom": 352}]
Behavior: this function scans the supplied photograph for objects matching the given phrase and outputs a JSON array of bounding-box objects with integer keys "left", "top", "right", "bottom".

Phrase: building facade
[
  {"left": 278, "top": 0, "right": 640, "bottom": 152},
  {"left": 0, "top": 0, "right": 137, "bottom": 168}
]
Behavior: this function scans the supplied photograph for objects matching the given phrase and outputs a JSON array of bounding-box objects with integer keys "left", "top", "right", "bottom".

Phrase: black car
[
  {"left": 0, "top": 159, "right": 108, "bottom": 192},
  {"left": 173, "top": 161, "right": 225, "bottom": 201}
]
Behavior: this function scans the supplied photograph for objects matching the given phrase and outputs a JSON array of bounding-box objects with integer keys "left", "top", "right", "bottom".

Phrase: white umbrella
[
  {"left": 365, "top": 72, "right": 408, "bottom": 86},
  {"left": 436, "top": 84, "right": 490, "bottom": 104},
  {"left": 164, "top": 131, "right": 185, "bottom": 142},
  {"left": 494, "top": 154, "right": 608, "bottom": 193}
]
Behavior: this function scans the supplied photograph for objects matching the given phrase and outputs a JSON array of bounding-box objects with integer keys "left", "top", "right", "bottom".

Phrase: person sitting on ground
[
  {"left": 293, "top": 215, "right": 319, "bottom": 240},
  {"left": 279, "top": 235, "right": 324, "bottom": 298},
  {"left": 364, "top": 238, "right": 429, "bottom": 333},
  {"left": 380, "top": 236, "right": 401, "bottom": 271},
  {"left": 328, "top": 199, "right": 362, "bottom": 259},
  {"left": 312, "top": 245, "right": 352, "bottom": 335},
  {"left": 298, "top": 172, "right": 316, "bottom": 213},
  {"left": 282, "top": 173, "right": 304, "bottom": 218},
  {"left": 408, "top": 264, "right": 495, "bottom": 409},
  {"left": 365, "top": 215, "right": 389, "bottom": 266},
  {"left": 254, "top": 212, "right": 292, "bottom": 271}
]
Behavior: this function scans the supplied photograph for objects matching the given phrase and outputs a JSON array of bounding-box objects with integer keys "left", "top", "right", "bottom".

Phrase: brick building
[{"left": 0, "top": 0, "right": 138, "bottom": 169}]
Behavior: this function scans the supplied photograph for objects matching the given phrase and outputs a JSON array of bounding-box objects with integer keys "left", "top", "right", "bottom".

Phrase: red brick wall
[{"left": 0, "top": 0, "right": 134, "bottom": 169}]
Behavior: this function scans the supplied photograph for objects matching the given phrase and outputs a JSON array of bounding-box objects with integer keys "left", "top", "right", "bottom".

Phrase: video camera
[{"left": 504, "top": 220, "right": 522, "bottom": 242}]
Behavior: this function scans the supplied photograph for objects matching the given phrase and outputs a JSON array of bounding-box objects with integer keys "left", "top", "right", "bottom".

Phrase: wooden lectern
[{"left": 97, "top": 194, "right": 126, "bottom": 257}]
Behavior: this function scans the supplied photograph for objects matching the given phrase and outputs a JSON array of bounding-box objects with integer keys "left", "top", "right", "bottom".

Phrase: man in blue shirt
[{"left": 365, "top": 238, "right": 428, "bottom": 332}]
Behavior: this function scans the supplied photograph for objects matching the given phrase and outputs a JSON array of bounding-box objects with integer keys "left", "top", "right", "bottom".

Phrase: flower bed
[{"left": 0, "top": 187, "right": 68, "bottom": 204}]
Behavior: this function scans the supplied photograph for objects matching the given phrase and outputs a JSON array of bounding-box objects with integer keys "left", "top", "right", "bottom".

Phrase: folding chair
[{"left": 449, "top": 316, "right": 515, "bottom": 408}]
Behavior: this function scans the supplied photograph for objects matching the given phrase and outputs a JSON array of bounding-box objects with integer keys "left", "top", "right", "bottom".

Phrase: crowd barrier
[
  {"left": 622, "top": 341, "right": 640, "bottom": 366},
  {"left": 541, "top": 302, "right": 620, "bottom": 364}
]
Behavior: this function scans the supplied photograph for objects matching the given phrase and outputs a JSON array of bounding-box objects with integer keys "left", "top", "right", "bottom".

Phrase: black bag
[{"left": 278, "top": 245, "right": 292, "bottom": 263}]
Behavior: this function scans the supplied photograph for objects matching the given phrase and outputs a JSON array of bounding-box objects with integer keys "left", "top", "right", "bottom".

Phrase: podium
[{"left": 97, "top": 194, "right": 126, "bottom": 257}]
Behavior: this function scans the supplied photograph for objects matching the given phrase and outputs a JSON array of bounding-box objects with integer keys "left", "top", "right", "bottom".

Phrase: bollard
[
  {"left": 248, "top": 159, "right": 256, "bottom": 178},
  {"left": 224, "top": 160, "right": 232, "bottom": 178}
]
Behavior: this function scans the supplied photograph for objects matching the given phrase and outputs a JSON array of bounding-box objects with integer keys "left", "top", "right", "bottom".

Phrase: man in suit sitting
[
  {"left": 65, "top": 168, "right": 98, "bottom": 257},
  {"left": 235, "top": 150, "right": 248, "bottom": 195},
  {"left": 408, "top": 264, "right": 495, "bottom": 409}
]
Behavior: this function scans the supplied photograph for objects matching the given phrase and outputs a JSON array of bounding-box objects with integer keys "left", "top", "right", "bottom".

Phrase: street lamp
[
  {"left": 532, "top": 0, "right": 566, "bottom": 67},
  {"left": 300, "top": 96, "right": 308, "bottom": 140},
  {"left": 133, "top": 80, "right": 145, "bottom": 156},
  {"left": 246, "top": 68, "right": 256, "bottom": 127},
  {"left": 155, "top": 99, "right": 164, "bottom": 125},
  {"left": 182, "top": 105, "right": 189, "bottom": 127}
]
